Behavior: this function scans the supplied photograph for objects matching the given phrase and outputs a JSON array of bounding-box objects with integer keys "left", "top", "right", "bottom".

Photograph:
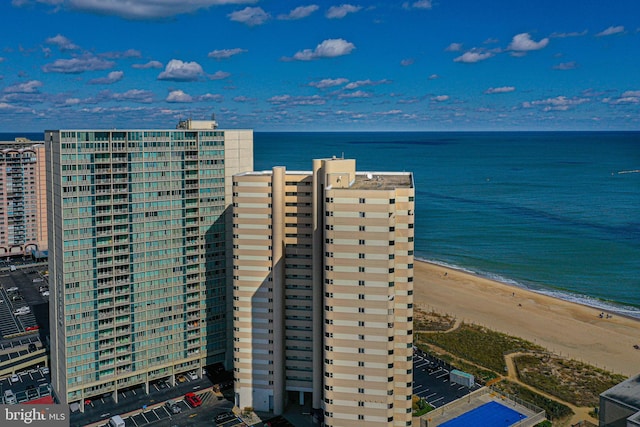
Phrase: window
[
  {"left": 389, "top": 198, "right": 395, "bottom": 204},
  {"left": 358, "top": 253, "right": 365, "bottom": 259},
  {"left": 359, "top": 198, "right": 365, "bottom": 204},
  {"left": 359, "top": 266, "right": 365, "bottom": 273},
  {"left": 358, "top": 388, "right": 364, "bottom": 393},
  {"left": 358, "top": 401, "right": 364, "bottom": 407},
  {"left": 358, "top": 280, "right": 365, "bottom": 286},
  {"left": 359, "top": 239, "right": 365, "bottom": 245},
  {"left": 358, "top": 308, "right": 365, "bottom": 314},
  {"left": 358, "top": 321, "right": 364, "bottom": 327},
  {"left": 358, "top": 361, "right": 364, "bottom": 367},
  {"left": 359, "top": 225, "right": 365, "bottom": 231},
  {"left": 358, "top": 348, "right": 364, "bottom": 354},
  {"left": 358, "top": 415, "right": 364, "bottom": 421},
  {"left": 358, "top": 334, "right": 364, "bottom": 340},
  {"left": 359, "top": 212, "right": 365, "bottom": 218},
  {"left": 358, "top": 294, "right": 365, "bottom": 300}
]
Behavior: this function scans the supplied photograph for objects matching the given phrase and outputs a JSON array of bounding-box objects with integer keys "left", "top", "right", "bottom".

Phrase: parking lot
[
  {"left": 412, "top": 348, "right": 481, "bottom": 408},
  {"left": 0, "top": 366, "right": 52, "bottom": 403},
  {"left": 0, "top": 264, "right": 48, "bottom": 338}
]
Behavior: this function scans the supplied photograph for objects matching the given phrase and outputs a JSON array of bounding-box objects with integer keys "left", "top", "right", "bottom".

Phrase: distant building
[
  {"left": 599, "top": 373, "right": 640, "bottom": 427},
  {"left": 232, "top": 157, "right": 415, "bottom": 427},
  {"left": 0, "top": 139, "right": 48, "bottom": 257},
  {"left": 45, "top": 120, "right": 252, "bottom": 409}
]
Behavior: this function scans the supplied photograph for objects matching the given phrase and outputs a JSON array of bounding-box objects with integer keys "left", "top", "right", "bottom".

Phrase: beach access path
[{"left": 413, "top": 260, "right": 640, "bottom": 377}]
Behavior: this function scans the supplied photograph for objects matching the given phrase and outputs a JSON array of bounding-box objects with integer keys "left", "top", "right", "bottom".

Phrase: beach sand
[{"left": 413, "top": 260, "right": 640, "bottom": 377}]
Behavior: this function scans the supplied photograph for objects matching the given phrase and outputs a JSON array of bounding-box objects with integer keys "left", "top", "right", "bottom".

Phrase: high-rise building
[
  {"left": 45, "top": 120, "right": 252, "bottom": 409},
  {"left": 0, "top": 139, "right": 48, "bottom": 258},
  {"left": 232, "top": 157, "right": 415, "bottom": 427}
]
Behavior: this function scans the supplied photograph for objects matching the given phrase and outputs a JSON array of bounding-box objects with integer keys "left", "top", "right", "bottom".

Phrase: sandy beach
[{"left": 413, "top": 260, "right": 640, "bottom": 377}]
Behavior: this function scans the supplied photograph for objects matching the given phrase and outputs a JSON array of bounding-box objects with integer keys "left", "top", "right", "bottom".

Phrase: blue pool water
[{"left": 440, "top": 401, "right": 526, "bottom": 427}]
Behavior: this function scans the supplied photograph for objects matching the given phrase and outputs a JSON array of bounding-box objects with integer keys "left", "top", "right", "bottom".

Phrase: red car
[{"left": 184, "top": 392, "right": 202, "bottom": 407}]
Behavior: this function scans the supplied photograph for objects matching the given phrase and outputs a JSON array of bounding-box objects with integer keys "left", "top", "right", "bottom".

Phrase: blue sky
[{"left": 1, "top": 0, "right": 639, "bottom": 131}]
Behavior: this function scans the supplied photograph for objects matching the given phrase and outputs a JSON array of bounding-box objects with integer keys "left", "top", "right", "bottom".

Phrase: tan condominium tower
[
  {"left": 232, "top": 157, "right": 415, "bottom": 427},
  {"left": 0, "top": 139, "right": 48, "bottom": 258},
  {"left": 45, "top": 119, "right": 252, "bottom": 409}
]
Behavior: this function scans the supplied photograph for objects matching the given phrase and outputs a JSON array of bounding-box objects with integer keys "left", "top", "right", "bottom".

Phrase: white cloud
[
  {"left": 278, "top": 5, "right": 319, "bottom": 20},
  {"left": 209, "top": 70, "right": 231, "bottom": 80},
  {"left": 524, "top": 96, "right": 589, "bottom": 111},
  {"left": 596, "top": 26, "right": 625, "bottom": 37},
  {"left": 445, "top": 43, "right": 463, "bottom": 52},
  {"left": 291, "top": 39, "right": 355, "bottom": 61},
  {"left": 88, "top": 71, "right": 124, "bottom": 84},
  {"left": 508, "top": 33, "right": 549, "bottom": 51},
  {"left": 208, "top": 48, "right": 247, "bottom": 59},
  {"left": 344, "top": 79, "right": 390, "bottom": 89},
  {"left": 166, "top": 90, "right": 193, "bottom": 103},
  {"left": 338, "top": 90, "right": 371, "bottom": 99},
  {"left": 326, "top": 4, "right": 362, "bottom": 19},
  {"left": 42, "top": 55, "right": 114, "bottom": 73},
  {"left": 100, "top": 49, "right": 142, "bottom": 59},
  {"left": 553, "top": 61, "right": 578, "bottom": 70},
  {"left": 20, "top": 0, "right": 260, "bottom": 20},
  {"left": 603, "top": 90, "right": 640, "bottom": 105},
  {"left": 428, "top": 74, "right": 439, "bottom": 80},
  {"left": 267, "top": 94, "right": 326, "bottom": 105},
  {"left": 431, "top": 95, "right": 449, "bottom": 102},
  {"left": 199, "top": 93, "right": 223, "bottom": 102},
  {"left": 228, "top": 7, "right": 269, "bottom": 26},
  {"left": 233, "top": 95, "right": 256, "bottom": 102},
  {"left": 453, "top": 50, "right": 493, "bottom": 63},
  {"left": 46, "top": 34, "right": 79, "bottom": 50},
  {"left": 132, "top": 60, "right": 163, "bottom": 69},
  {"left": 110, "top": 89, "right": 154, "bottom": 103},
  {"left": 400, "top": 58, "right": 414, "bottom": 66},
  {"left": 3, "top": 80, "right": 43, "bottom": 93},
  {"left": 550, "top": 30, "right": 588, "bottom": 38},
  {"left": 309, "top": 78, "right": 349, "bottom": 88},
  {"left": 402, "top": 0, "right": 432, "bottom": 10},
  {"left": 157, "top": 59, "right": 205, "bottom": 82},
  {"left": 484, "top": 86, "right": 515, "bottom": 94}
]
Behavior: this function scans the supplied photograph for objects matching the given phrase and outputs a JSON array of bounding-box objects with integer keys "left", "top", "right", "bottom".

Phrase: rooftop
[{"left": 601, "top": 373, "right": 640, "bottom": 409}]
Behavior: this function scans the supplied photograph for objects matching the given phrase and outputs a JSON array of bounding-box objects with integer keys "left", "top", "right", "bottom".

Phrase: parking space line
[
  {"left": 430, "top": 397, "right": 444, "bottom": 405},
  {"left": 436, "top": 372, "right": 448, "bottom": 379}
]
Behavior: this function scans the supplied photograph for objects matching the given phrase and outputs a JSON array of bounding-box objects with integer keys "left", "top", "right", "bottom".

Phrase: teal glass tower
[{"left": 45, "top": 120, "right": 252, "bottom": 409}]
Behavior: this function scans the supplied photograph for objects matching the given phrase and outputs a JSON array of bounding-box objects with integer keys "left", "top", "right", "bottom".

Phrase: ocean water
[
  {"left": 254, "top": 132, "right": 640, "bottom": 317},
  {"left": 5, "top": 131, "right": 639, "bottom": 317}
]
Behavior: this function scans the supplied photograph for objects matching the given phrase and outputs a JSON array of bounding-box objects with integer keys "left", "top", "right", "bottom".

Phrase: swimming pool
[{"left": 439, "top": 401, "right": 526, "bottom": 427}]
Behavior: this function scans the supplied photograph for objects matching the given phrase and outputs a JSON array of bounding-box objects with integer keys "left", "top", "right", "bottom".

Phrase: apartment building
[
  {"left": 232, "top": 157, "right": 415, "bottom": 427},
  {"left": 0, "top": 139, "right": 47, "bottom": 257},
  {"left": 45, "top": 120, "right": 252, "bottom": 409}
]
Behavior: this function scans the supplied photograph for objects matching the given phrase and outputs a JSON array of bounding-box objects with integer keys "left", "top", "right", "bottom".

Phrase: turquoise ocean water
[
  {"left": 254, "top": 132, "right": 640, "bottom": 317},
  {"left": 6, "top": 131, "right": 639, "bottom": 317}
]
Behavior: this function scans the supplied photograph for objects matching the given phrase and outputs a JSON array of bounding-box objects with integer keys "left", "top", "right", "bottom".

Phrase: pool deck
[{"left": 420, "top": 387, "right": 546, "bottom": 427}]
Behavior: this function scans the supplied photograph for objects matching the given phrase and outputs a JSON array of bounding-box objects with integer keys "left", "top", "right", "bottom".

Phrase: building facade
[
  {"left": 0, "top": 139, "right": 48, "bottom": 257},
  {"left": 45, "top": 120, "right": 252, "bottom": 408},
  {"left": 232, "top": 157, "right": 415, "bottom": 427}
]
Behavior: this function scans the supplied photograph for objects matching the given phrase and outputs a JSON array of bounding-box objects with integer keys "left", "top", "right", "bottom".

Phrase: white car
[
  {"left": 13, "top": 307, "right": 30, "bottom": 315},
  {"left": 32, "top": 278, "right": 44, "bottom": 283},
  {"left": 7, "top": 287, "right": 18, "bottom": 292},
  {"left": 10, "top": 374, "right": 19, "bottom": 383},
  {"left": 39, "top": 367, "right": 49, "bottom": 375},
  {"left": 187, "top": 371, "right": 198, "bottom": 380},
  {"left": 41, "top": 291, "right": 50, "bottom": 297}
]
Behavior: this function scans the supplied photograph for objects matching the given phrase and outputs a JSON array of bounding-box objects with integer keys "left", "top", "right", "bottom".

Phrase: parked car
[
  {"left": 33, "top": 278, "right": 44, "bottom": 283},
  {"left": 28, "top": 343, "right": 37, "bottom": 352},
  {"left": 215, "top": 412, "right": 236, "bottom": 423},
  {"left": 10, "top": 374, "right": 19, "bottom": 383},
  {"left": 39, "top": 366, "right": 49, "bottom": 375},
  {"left": 7, "top": 287, "right": 18, "bottom": 292},
  {"left": 187, "top": 371, "right": 198, "bottom": 380},
  {"left": 165, "top": 400, "right": 181, "bottom": 414},
  {"left": 4, "top": 389, "right": 17, "bottom": 404},
  {"left": 184, "top": 392, "right": 201, "bottom": 407},
  {"left": 41, "top": 291, "right": 50, "bottom": 297},
  {"left": 13, "top": 307, "right": 30, "bottom": 315}
]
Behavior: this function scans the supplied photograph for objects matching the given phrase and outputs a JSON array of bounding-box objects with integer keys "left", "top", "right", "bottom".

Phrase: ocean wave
[{"left": 415, "top": 256, "right": 640, "bottom": 320}]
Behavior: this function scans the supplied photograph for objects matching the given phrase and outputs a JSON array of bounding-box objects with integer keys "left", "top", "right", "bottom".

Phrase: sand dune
[{"left": 413, "top": 260, "right": 640, "bottom": 377}]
